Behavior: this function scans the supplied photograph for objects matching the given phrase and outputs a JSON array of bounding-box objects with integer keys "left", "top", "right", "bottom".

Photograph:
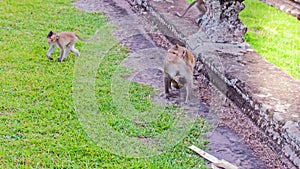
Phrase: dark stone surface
[{"left": 207, "top": 125, "right": 267, "bottom": 169}]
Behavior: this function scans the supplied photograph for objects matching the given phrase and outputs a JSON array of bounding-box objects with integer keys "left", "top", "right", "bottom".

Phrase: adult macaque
[
  {"left": 176, "top": 0, "right": 206, "bottom": 24},
  {"left": 46, "top": 30, "right": 98, "bottom": 62},
  {"left": 164, "top": 48, "right": 193, "bottom": 103},
  {"left": 171, "top": 44, "right": 195, "bottom": 74}
]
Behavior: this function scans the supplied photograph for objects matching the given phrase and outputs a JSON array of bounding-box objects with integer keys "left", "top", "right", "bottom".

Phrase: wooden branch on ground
[{"left": 189, "top": 145, "right": 239, "bottom": 169}]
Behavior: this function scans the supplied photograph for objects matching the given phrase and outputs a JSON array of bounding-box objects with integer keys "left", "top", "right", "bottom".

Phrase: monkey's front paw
[
  {"left": 165, "top": 93, "right": 173, "bottom": 99},
  {"left": 58, "top": 58, "right": 62, "bottom": 62},
  {"left": 160, "top": 92, "right": 170, "bottom": 99},
  {"left": 46, "top": 56, "right": 53, "bottom": 60}
]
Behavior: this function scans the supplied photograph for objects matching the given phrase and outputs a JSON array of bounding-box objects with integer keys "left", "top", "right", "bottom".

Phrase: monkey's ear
[
  {"left": 182, "top": 49, "right": 187, "bottom": 57},
  {"left": 47, "top": 31, "right": 53, "bottom": 38}
]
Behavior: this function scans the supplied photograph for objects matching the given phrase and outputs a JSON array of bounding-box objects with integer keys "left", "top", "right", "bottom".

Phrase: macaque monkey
[
  {"left": 46, "top": 30, "right": 98, "bottom": 62},
  {"left": 171, "top": 44, "right": 195, "bottom": 74},
  {"left": 176, "top": 0, "right": 206, "bottom": 24},
  {"left": 164, "top": 48, "right": 193, "bottom": 103}
]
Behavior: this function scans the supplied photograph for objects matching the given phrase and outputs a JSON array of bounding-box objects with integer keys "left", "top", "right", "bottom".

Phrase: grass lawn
[
  {"left": 240, "top": 0, "right": 300, "bottom": 80},
  {"left": 0, "top": 0, "right": 208, "bottom": 168}
]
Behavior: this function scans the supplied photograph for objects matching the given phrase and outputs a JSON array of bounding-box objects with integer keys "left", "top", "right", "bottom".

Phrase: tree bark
[{"left": 200, "top": 0, "right": 247, "bottom": 43}]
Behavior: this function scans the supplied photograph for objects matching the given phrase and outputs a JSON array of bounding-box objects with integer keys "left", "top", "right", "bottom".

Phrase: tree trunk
[{"left": 200, "top": 0, "right": 247, "bottom": 43}]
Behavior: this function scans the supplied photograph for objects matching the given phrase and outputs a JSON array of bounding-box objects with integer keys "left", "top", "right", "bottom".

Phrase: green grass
[
  {"left": 0, "top": 0, "right": 208, "bottom": 168},
  {"left": 240, "top": 0, "right": 300, "bottom": 80}
]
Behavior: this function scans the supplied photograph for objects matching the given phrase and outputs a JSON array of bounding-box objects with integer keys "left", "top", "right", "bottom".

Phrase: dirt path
[{"left": 71, "top": 0, "right": 285, "bottom": 168}]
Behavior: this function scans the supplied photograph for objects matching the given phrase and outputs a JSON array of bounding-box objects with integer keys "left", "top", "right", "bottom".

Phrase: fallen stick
[{"left": 189, "top": 145, "right": 239, "bottom": 169}]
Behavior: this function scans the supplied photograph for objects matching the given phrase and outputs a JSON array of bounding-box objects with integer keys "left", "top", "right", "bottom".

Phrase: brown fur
[
  {"left": 164, "top": 48, "right": 193, "bottom": 103},
  {"left": 46, "top": 30, "right": 98, "bottom": 62},
  {"left": 171, "top": 44, "right": 195, "bottom": 74}
]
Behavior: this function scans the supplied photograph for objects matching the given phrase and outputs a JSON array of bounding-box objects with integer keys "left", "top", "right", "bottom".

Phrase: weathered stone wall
[
  {"left": 131, "top": 0, "right": 149, "bottom": 11},
  {"left": 200, "top": 0, "right": 247, "bottom": 43},
  {"left": 131, "top": 0, "right": 248, "bottom": 43}
]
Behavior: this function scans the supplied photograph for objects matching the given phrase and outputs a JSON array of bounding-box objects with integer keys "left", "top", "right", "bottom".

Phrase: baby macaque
[{"left": 46, "top": 30, "right": 98, "bottom": 62}]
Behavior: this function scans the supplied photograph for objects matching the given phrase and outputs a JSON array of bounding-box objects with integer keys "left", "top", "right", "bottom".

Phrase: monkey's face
[
  {"left": 172, "top": 44, "right": 186, "bottom": 58},
  {"left": 167, "top": 49, "right": 179, "bottom": 62},
  {"left": 47, "top": 35, "right": 58, "bottom": 44},
  {"left": 47, "top": 38, "right": 52, "bottom": 44},
  {"left": 47, "top": 31, "right": 58, "bottom": 44},
  {"left": 175, "top": 48, "right": 186, "bottom": 58}
]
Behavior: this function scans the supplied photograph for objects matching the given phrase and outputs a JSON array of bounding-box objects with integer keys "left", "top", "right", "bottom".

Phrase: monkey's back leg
[
  {"left": 70, "top": 45, "right": 80, "bottom": 57},
  {"left": 59, "top": 41, "right": 76, "bottom": 62},
  {"left": 164, "top": 75, "right": 171, "bottom": 94},
  {"left": 176, "top": 1, "right": 197, "bottom": 17}
]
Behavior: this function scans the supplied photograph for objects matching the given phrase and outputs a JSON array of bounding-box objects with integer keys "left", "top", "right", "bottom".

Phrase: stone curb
[
  {"left": 261, "top": 0, "right": 300, "bottom": 20},
  {"left": 128, "top": 0, "right": 300, "bottom": 167}
]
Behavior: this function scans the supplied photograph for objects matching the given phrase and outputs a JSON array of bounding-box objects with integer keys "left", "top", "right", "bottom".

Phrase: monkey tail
[
  {"left": 176, "top": 1, "right": 197, "bottom": 18},
  {"left": 76, "top": 30, "right": 99, "bottom": 42}
]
